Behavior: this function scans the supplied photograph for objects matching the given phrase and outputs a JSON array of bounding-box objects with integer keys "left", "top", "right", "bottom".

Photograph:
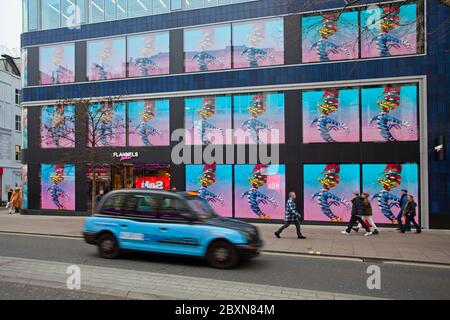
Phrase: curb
[{"left": 2, "top": 230, "right": 450, "bottom": 268}]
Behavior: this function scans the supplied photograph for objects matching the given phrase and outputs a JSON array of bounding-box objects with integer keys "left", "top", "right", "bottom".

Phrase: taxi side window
[
  {"left": 135, "top": 195, "right": 159, "bottom": 218},
  {"left": 101, "top": 194, "right": 126, "bottom": 214},
  {"left": 159, "top": 197, "right": 190, "bottom": 221}
]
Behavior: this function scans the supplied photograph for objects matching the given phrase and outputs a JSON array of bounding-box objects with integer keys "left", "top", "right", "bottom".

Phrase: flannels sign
[{"left": 113, "top": 152, "right": 139, "bottom": 161}]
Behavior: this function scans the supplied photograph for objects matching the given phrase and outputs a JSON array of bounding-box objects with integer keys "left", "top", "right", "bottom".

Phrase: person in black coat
[
  {"left": 401, "top": 195, "right": 421, "bottom": 233},
  {"left": 341, "top": 193, "right": 372, "bottom": 236}
]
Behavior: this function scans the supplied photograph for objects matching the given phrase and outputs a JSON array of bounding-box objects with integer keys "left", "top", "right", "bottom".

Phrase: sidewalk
[{"left": 1, "top": 210, "right": 450, "bottom": 265}]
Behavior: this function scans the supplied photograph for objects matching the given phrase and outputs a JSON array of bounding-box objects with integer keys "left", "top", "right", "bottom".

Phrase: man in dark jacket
[
  {"left": 401, "top": 195, "right": 421, "bottom": 233},
  {"left": 275, "top": 192, "right": 306, "bottom": 239},
  {"left": 397, "top": 189, "right": 410, "bottom": 231},
  {"left": 342, "top": 193, "right": 372, "bottom": 236}
]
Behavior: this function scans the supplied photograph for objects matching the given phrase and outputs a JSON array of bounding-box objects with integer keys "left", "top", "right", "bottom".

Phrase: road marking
[
  {"left": 263, "top": 251, "right": 363, "bottom": 263},
  {"left": 0, "top": 231, "right": 83, "bottom": 241}
]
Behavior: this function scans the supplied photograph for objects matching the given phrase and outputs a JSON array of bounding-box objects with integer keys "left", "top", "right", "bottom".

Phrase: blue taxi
[{"left": 83, "top": 190, "right": 262, "bottom": 269}]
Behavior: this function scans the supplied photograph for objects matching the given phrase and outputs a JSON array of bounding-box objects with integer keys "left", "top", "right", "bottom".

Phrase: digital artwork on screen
[
  {"left": 303, "top": 88, "right": 359, "bottom": 143},
  {"left": 302, "top": 11, "right": 359, "bottom": 63},
  {"left": 87, "top": 37, "right": 126, "bottom": 81},
  {"left": 88, "top": 101, "right": 126, "bottom": 147},
  {"left": 186, "top": 164, "right": 233, "bottom": 217},
  {"left": 41, "top": 105, "right": 76, "bottom": 148},
  {"left": 234, "top": 164, "right": 285, "bottom": 220},
  {"left": 184, "top": 24, "right": 231, "bottom": 72},
  {"left": 21, "top": 48, "right": 28, "bottom": 87},
  {"left": 41, "top": 164, "right": 75, "bottom": 211},
  {"left": 362, "top": 84, "right": 418, "bottom": 142},
  {"left": 361, "top": 3, "right": 417, "bottom": 58},
  {"left": 128, "top": 99, "right": 170, "bottom": 146},
  {"left": 21, "top": 165, "right": 28, "bottom": 210},
  {"left": 234, "top": 92, "right": 285, "bottom": 144},
  {"left": 304, "top": 164, "right": 359, "bottom": 222},
  {"left": 362, "top": 163, "right": 419, "bottom": 224},
  {"left": 128, "top": 32, "right": 170, "bottom": 77},
  {"left": 185, "top": 96, "right": 232, "bottom": 145},
  {"left": 39, "top": 44, "right": 75, "bottom": 85},
  {"left": 232, "top": 18, "right": 284, "bottom": 69}
]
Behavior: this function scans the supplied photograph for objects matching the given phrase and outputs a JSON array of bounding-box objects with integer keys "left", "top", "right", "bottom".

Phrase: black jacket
[
  {"left": 403, "top": 201, "right": 417, "bottom": 217},
  {"left": 351, "top": 196, "right": 366, "bottom": 216}
]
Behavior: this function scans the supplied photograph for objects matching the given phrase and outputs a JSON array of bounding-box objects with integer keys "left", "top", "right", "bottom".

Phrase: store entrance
[
  {"left": 87, "top": 163, "right": 171, "bottom": 211},
  {"left": 111, "top": 163, "right": 171, "bottom": 190}
]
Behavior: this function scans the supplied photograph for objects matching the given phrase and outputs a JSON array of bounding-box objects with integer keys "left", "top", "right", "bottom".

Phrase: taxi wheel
[
  {"left": 97, "top": 233, "right": 120, "bottom": 259},
  {"left": 206, "top": 241, "right": 239, "bottom": 269}
]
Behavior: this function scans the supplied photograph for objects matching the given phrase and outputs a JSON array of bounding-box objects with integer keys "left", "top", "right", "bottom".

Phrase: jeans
[
  {"left": 402, "top": 216, "right": 421, "bottom": 232},
  {"left": 397, "top": 212, "right": 411, "bottom": 231},
  {"left": 346, "top": 216, "right": 371, "bottom": 233},
  {"left": 276, "top": 220, "right": 302, "bottom": 237}
]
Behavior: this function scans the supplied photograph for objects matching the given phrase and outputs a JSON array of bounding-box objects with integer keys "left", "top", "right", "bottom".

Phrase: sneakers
[
  {"left": 341, "top": 230, "right": 350, "bottom": 235},
  {"left": 274, "top": 232, "right": 280, "bottom": 239},
  {"left": 364, "top": 232, "right": 373, "bottom": 236},
  {"left": 352, "top": 227, "right": 360, "bottom": 233},
  {"left": 372, "top": 229, "right": 379, "bottom": 235},
  {"left": 298, "top": 235, "right": 306, "bottom": 239}
]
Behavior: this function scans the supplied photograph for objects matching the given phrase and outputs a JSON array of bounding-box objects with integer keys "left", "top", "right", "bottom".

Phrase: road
[{"left": 0, "top": 233, "right": 449, "bottom": 300}]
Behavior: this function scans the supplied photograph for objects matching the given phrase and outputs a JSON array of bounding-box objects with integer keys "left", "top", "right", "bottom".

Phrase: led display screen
[
  {"left": 234, "top": 164, "right": 285, "bottom": 220},
  {"left": 302, "top": 11, "right": 359, "bottom": 63},
  {"left": 21, "top": 165, "right": 28, "bottom": 210},
  {"left": 361, "top": 3, "right": 418, "bottom": 58},
  {"left": 87, "top": 37, "right": 126, "bottom": 81},
  {"left": 362, "top": 84, "right": 418, "bottom": 142},
  {"left": 234, "top": 92, "right": 285, "bottom": 144},
  {"left": 22, "top": 108, "right": 28, "bottom": 149},
  {"left": 128, "top": 99, "right": 170, "bottom": 146},
  {"left": 362, "top": 163, "right": 419, "bottom": 224},
  {"left": 88, "top": 101, "right": 126, "bottom": 147},
  {"left": 232, "top": 18, "right": 284, "bottom": 69},
  {"left": 39, "top": 44, "right": 75, "bottom": 85},
  {"left": 41, "top": 105, "right": 76, "bottom": 148},
  {"left": 303, "top": 164, "right": 360, "bottom": 222},
  {"left": 185, "top": 96, "right": 232, "bottom": 145},
  {"left": 127, "top": 31, "right": 170, "bottom": 77},
  {"left": 184, "top": 24, "right": 232, "bottom": 72},
  {"left": 303, "top": 88, "right": 360, "bottom": 143},
  {"left": 41, "top": 164, "right": 75, "bottom": 211},
  {"left": 186, "top": 164, "right": 233, "bottom": 217}
]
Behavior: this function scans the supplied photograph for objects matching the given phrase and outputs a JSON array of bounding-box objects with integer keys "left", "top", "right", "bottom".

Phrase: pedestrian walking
[
  {"left": 9, "top": 188, "right": 22, "bottom": 214},
  {"left": 397, "top": 189, "right": 410, "bottom": 231},
  {"left": 341, "top": 193, "right": 372, "bottom": 236},
  {"left": 6, "top": 188, "right": 13, "bottom": 213},
  {"left": 274, "top": 192, "right": 306, "bottom": 239},
  {"left": 353, "top": 192, "right": 379, "bottom": 235},
  {"left": 401, "top": 195, "right": 421, "bottom": 234},
  {"left": 95, "top": 190, "right": 105, "bottom": 205}
]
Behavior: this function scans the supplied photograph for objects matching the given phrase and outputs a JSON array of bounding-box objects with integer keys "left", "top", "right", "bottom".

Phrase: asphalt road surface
[{"left": 0, "top": 233, "right": 449, "bottom": 300}]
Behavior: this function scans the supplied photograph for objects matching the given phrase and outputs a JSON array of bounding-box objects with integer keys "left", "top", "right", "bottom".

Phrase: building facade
[
  {"left": 0, "top": 56, "right": 22, "bottom": 203},
  {"left": 20, "top": 0, "right": 449, "bottom": 228}
]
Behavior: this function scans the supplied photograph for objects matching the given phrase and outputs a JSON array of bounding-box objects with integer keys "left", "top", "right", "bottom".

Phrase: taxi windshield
[{"left": 187, "top": 198, "right": 217, "bottom": 219}]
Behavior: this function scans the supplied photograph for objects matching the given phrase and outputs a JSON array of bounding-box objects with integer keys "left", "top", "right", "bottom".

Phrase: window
[
  {"left": 23, "top": 0, "right": 29, "bottom": 31},
  {"left": 15, "top": 89, "right": 21, "bottom": 105},
  {"left": 15, "top": 115, "right": 22, "bottom": 131},
  {"left": 135, "top": 194, "right": 160, "bottom": 217},
  {"left": 39, "top": 44, "right": 76, "bottom": 85},
  {"left": 116, "top": 0, "right": 127, "bottom": 19},
  {"left": 90, "top": 0, "right": 105, "bottom": 23},
  {"left": 87, "top": 37, "right": 126, "bottom": 81},
  {"left": 105, "top": 0, "right": 117, "bottom": 21},
  {"left": 28, "top": 0, "right": 39, "bottom": 30},
  {"left": 205, "top": 0, "right": 218, "bottom": 7},
  {"left": 41, "top": 0, "right": 61, "bottom": 30},
  {"left": 101, "top": 194, "right": 127, "bottom": 213},
  {"left": 153, "top": 0, "right": 170, "bottom": 14},
  {"left": 128, "top": 0, "right": 151, "bottom": 17},
  {"left": 15, "top": 146, "right": 21, "bottom": 161},
  {"left": 183, "top": 0, "right": 203, "bottom": 9},
  {"left": 61, "top": 0, "right": 85, "bottom": 27},
  {"left": 159, "top": 197, "right": 190, "bottom": 220},
  {"left": 171, "top": 0, "right": 182, "bottom": 10}
]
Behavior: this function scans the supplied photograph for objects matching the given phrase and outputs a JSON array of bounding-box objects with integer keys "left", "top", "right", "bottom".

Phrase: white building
[{"left": 0, "top": 55, "right": 22, "bottom": 203}]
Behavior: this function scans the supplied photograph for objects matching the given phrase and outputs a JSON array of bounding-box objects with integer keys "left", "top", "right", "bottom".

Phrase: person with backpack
[{"left": 342, "top": 193, "right": 372, "bottom": 236}]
